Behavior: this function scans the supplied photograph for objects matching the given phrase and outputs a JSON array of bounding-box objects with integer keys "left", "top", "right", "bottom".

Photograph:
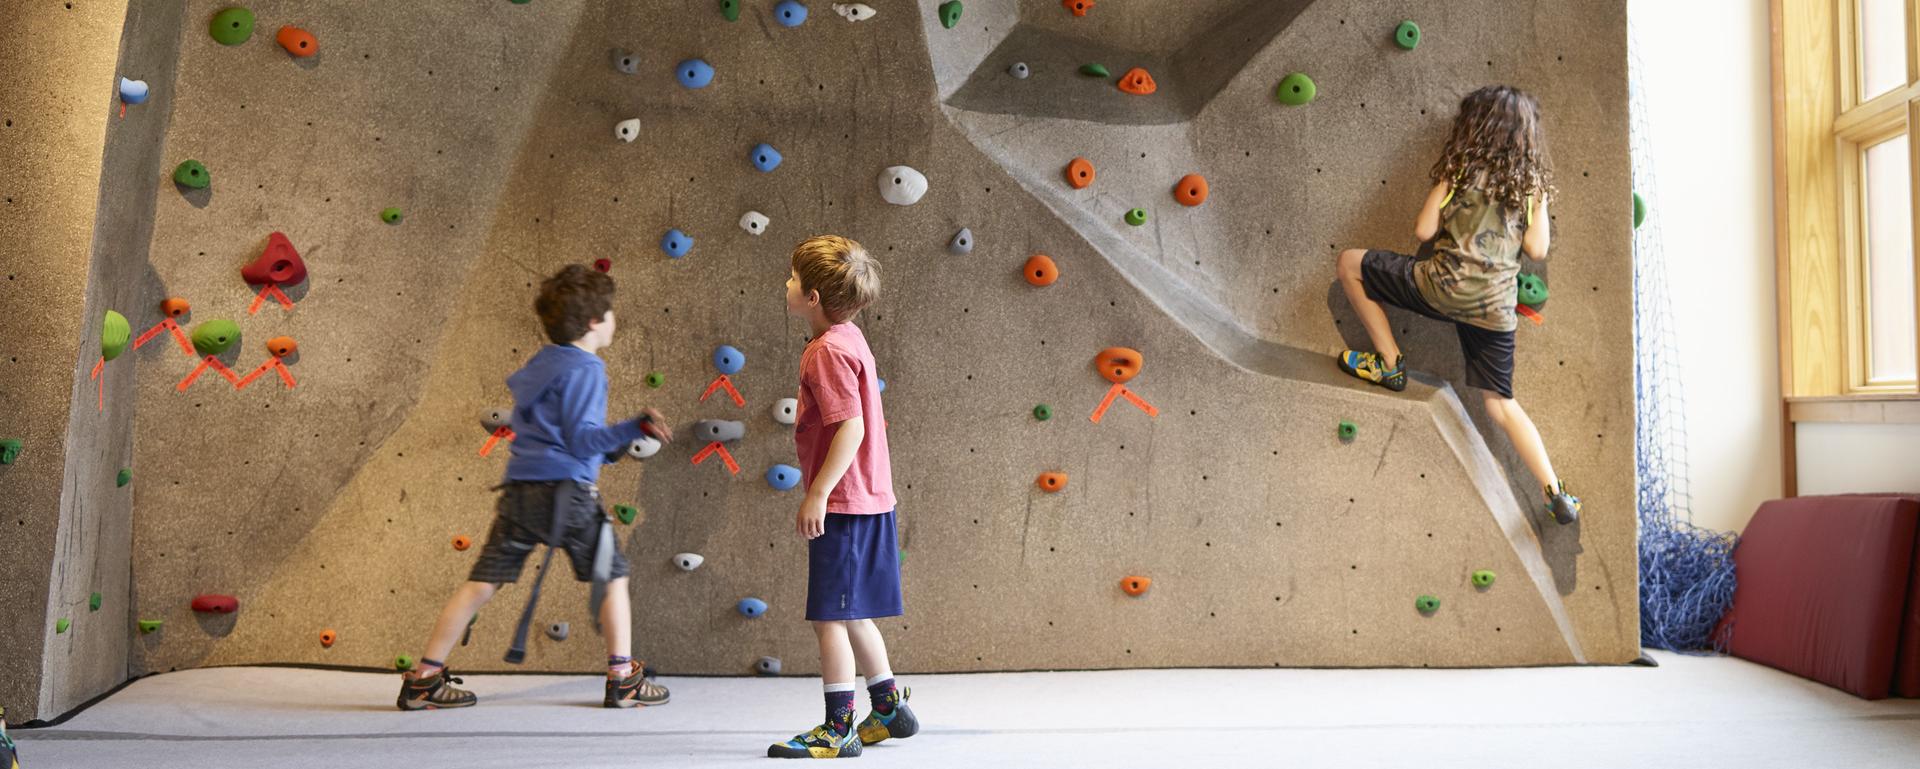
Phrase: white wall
[
  {"left": 1628, "top": 0, "right": 1781, "bottom": 532},
  {"left": 1795, "top": 423, "right": 1920, "bottom": 495}
]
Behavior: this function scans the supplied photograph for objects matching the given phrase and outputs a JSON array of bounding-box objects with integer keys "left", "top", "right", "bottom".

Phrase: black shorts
[
  {"left": 1359, "top": 249, "right": 1516, "bottom": 399},
  {"left": 467, "top": 481, "right": 632, "bottom": 584}
]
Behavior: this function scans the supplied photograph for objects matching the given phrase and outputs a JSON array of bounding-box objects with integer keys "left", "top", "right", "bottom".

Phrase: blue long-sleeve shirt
[{"left": 503, "top": 345, "right": 646, "bottom": 483}]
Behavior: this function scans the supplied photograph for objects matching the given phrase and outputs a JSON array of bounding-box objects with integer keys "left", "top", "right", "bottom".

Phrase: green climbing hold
[
  {"left": 90, "top": 592, "right": 102, "bottom": 611},
  {"left": 898, "top": 549, "right": 905, "bottom": 567},
  {"left": 394, "top": 654, "right": 415, "bottom": 671},
  {"left": 1275, "top": 73, "right": 1316, "bottom": 105},
  {"left": 1079, "top": 63, "right": 1109, "bottom": 78},
  {"left": 1124, "top": 208, "right": 1148, "bottom": 226},
  {"left": 173, "top": 160, "right": 209, "bottom": 189},
  {"left": 101, "top": 310, "right": 131, "bottom": 362},
  {"left": 939, "top": 1, "right": 963, "bottom": 29},
  {"left": 614, "top": 504, "right": 637, "bottom": 525},
  {"left": 510, "top": 0, "right": 532, "bottom": 3},
  {"left": 209, "top": 7, "right": 255, "bottom": 46},
  {"left": 56, "top": 618, "right": 70, "bottom": 633},
  {"left": 116, "top": 468, "right": 132, "bottom": 488},
  {"left": 1517, "top": 273, "right": 1548, "bottom": 306},
  {"left": 1394, "top": 20, "right": 1421, "bottom": 50},
  {"left": 720, "top": 0, "right": 740, "bottom": 21},
  {"left": 138, "top": 619, "right": 162, "bottom": 633},
  {"left": 0, "top": 438, "right": 21, "bottom": 465},
  {"left": 1337, "top": 420, "right": 1357, "bottom": 442},
  {"left": 1633, "top": 192, "right": 1647, "bottom": 229},
  {"left": 645, "top": 371, "right": 665, "bottom": 388},
  {"left": 1472, "top": 569, "right": 1497, "bottom": 588},
  {"left": 1033, "top": 404, "right": 1053, "bottom": 421},
  {"left": 191, "top": 319, "right": 241, "bottom": 356},
  {"left": 380, "top": 207, "right": 403, "bottom": 224},
  {"left": 1415, "top": 594, "right": 1441, "bottom": 614}
]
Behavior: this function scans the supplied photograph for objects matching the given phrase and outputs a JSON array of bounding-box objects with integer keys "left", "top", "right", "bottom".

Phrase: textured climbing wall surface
[{"left": 113, "top": 0, "right": 1636, "bottom": 679}]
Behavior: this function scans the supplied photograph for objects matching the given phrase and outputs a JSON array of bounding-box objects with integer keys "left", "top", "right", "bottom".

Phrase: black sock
[
  {"left": 867, "top": 677, "right": 898, "bottom": 714},
  {"left": 826, "top": 688, "right": 857, "bottom": 735}
]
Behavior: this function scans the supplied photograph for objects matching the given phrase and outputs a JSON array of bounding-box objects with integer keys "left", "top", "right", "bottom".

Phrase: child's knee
[{"left": 1336, "top": 248, "right": 1366, "bottom": 277}]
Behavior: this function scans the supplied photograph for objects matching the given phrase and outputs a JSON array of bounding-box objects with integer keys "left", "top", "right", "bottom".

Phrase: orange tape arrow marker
[
  {"left": 478, "top": 426, "right": 515, "bottom": 457},
  {"left": 176, "top": 356, "right": 240, "bottom": 392},
  {"left": 247, "top": 284, "right": 294, "bottom": 316},
  {"left": 234, "top": 358, "right": 297, "bottom": 390},
  {"left": 133, "top": 318, "right": 194, "bottom": 355},
  {"left": 700, "top": 374, "right": 746, "bottom": 407},
  {"left": 1089, "top": 382, "right": 1159, "bottom": 423},
  {"left": 691, "top": 441, "right": 741, "bottom": 474}
]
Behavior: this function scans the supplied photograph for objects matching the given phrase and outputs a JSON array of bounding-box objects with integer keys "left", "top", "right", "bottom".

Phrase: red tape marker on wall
[
  {"left": 1090, "top": 382, "right": 1158, "bottom": 423},
  {"left": 479, "top": 426, "right": 515, "bottom": 457},
  {"left": 176, "top": 356, "right": 240, "bottom": 391},
  {"left": 700, "top": 374, "right": 746, "bottom": 407},
  {"left": 691, "top": 441, "right": 741, "bottom": 474},
  {"left": 133, "top": 318, "right": 194, "bottom": 355}
]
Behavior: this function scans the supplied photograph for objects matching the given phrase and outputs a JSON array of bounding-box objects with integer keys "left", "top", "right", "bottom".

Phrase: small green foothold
[
  {"left": 56, "top": 618, "right": 70, "bottom": 634},
  {"left": 1517, "top": 273, "right": 1548, "bottom": 306},
  {"left": 173, "top": 160, "right": 209, "bottom": 189},
  {"left": 90, "top": 592, "right": 102, "bottom": 611},
  {"left": 1394, "top": 20, "right": 1421, "bottom": 50},
  {"left": 380, "top": 207, "right": 404, "bottom": 224},
  {"left": 719, "top": 0, "right": 740, "bottom": 21},
  {"left": 117, "top": 468, "right": 132, "bottom": 488},
  {"left": 939, "top": 1, "right": 963, "bottom": 29},
  {"left": 1337, "top": 420, "right": 1357, "bottom": 442},
  {"left": 394, "top": 654, "right": 415, "bottom": 671},
  {"left": 645, "top": 371, "right": 665, "bottom": 388},
  {"left": 210, "top": 7, "right": 255, "bottom": 46},
  {"left": 1415, "top": 594, "right": 1441, "bottom": 614},
  {"left": 1472, "top": 570, "right": 1497, "bottom": 588},
  {"left": 0, "top": 438, "right": 21, "bottom": 465},
  {"left": 1275, "top": 72, "right": 1316, "bottom": 105},
  {"left": 138, "top": 619, "right": 163, "bottom": 633},
  {"left": 1633, "top": 192, "right": 1647, "bottom": 229},
  {"left": 1124, "top": 208, "right": 1148, "bottom": 226},
  {"left": 191, "top": 319, "right": 241, "bottom": 356},
  {"left": 101, "top": 310, "right": 131, "bottom": 361},
  {"left": 510, "top": 0, "right": 532, "bottom": 3},
  {"left": 898, "top": 549, "right": 905, "bottom": 567},
  {"left": 613, "top": 504, "right": 637, "bottom": 525},
  {"left": 1033, "top": 404, "right": 1053, "bottom": 421},
  {"left": 1079, "top": 63, "right": 1110, "bottom": 78}
]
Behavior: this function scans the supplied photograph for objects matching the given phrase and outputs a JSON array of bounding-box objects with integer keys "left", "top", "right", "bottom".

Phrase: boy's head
[
  {"left": 535, "top": 264, "right": 617, "bottom": 348},
  {"left": 785, "top": 235, "right": 879, "bottom": 324}
]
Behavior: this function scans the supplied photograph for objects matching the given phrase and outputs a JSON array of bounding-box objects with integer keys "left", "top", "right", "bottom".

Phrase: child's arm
[
  {"left": 1522, "top": 192, "right": 1551, "bottom": 259},
  {"left": 600, "top": 409, "right": 671, "bottom": 464},
  {"left": 556, "top": 370, "right": 648, "bottom": 458},
  {"left": 797, "top": 416, "right": 864, "bottom": 539},
  {"left": 1413, "top": 182, "right": 1450, "bottom": 242}
]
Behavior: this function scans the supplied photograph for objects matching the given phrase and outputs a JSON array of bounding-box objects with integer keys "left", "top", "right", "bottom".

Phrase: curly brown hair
[
  {"left": 1429, "top": 85, "right": 1556, "bottom": 213},
  {"left": 535, "top": 264, "right": 615, "bottom": 344}
]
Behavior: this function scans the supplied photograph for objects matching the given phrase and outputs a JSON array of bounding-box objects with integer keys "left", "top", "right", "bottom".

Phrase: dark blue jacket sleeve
[
  {"left": 554, "top": 367, "right": 646, "bottom": 460},
  {"left": 601, "top": 415, "right": 654, "bottom": 464}
]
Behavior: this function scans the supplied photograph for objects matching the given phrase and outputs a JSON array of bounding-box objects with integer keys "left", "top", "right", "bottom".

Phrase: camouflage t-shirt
[{"left": 1412, "top": 185, "right": 1527, "bottom": 332}]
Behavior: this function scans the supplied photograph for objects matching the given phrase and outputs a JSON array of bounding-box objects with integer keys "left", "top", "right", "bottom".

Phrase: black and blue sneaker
[
  {"left": 768, "top": 724, "right": 863, "bottom": 759},
  {"left": 856, "top": 687, "right": 918, "bottom": 745},
  {"left": 1338, "top": 350, "right": 1406, "bottom": 392},
  {"left": 1546, "top": 481, "right": 1582, "bottom": 525}
]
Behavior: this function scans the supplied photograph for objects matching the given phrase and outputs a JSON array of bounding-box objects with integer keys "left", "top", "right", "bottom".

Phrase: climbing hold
[
  {"left": 878, "top": 377, "right": 887, "bottom": 392},
  {"left": 878, "top": 165, "right": 928, "bottom": 205},
  {"left": 191, "top": 594, "right": 239, "bottom": 614},
  {"left": 546, "top": 621, "right": 570, "bottom": 641},
  {"left": 766, "top": 464, "right": 801, "bottom": 491},
  {"left": 612, "top": 49, "right": 639, "bottom": 75},
  {"left": 694, "top": 419, "right": 747, "bottom": 443},
  {"left": 676, "top": 58, "right": 715, "bottom": 89},
  {"left": 173, "top": 159, "right": 209, "bottom": 189},
  {"left": 56, "top": 618, "right": 69, "bottom": 633},
  {"left": 1633, "top": 192, "right": 1647, "bottom": 228},
  {"left": 90, "top": 592, "right": 101, "bottom": 611},
  {"left": 1124, "top": 208, "right": 1148, "bottom": 226},
  {"left": 276, "top": 25, "right": 317, "bottom": 57},
  {"left": 661, "top": 228, "right": 693, "bottom": 258},
  {"left": 242, "top": 232, "right": 307, "bottom": 285},
  {"left": 833, "top": 3, "right": 876, "bottom": 22},
  {"left": 1472, "top": 570, "right": 1497, "bottom": 588},
  {"left": 1008, "top": 62, "right": 1030, "bottom": 79},
  {"left": 1394, "top": 20, "right": 1421, "bottom": 50},
  {"left": 749, "top": 143, "right": 783, "bottom": 172},
  {"left": 101, "top": 310, "right": 131, "bottom": 361},
  {"left": 613, "top": 504, "right": 637, "bottom": 525},
  {"left": 452, "top": 535, "right": 471, "bottom": 551},
  {"left": 947, "top": 228, "right": 973, "bottom": 255},
  {"left": 379, "top": 206, "right": 404, "bottom": 224},
  {"left": 645, "top": 372, "right": 665, "bottom": 388},
  {"left": 720, "top": 0, "right": 740, "bottom": 21},
  {"left": 1096, "top": 347, "right": 1143, "bottom": 384},
  {"left": 119, "top": 77, "right": 149, "bottom": 105},
  {"left": 1173, "top": 174, "right": 1209, "bottom": 206},
  {"left": 1275, "top": 73, "right": 1316, "bottom": 105},
  {"left": 1517, "top": 273, "right": 1548, "bottom": 306},
  {"left": 713, "top": 344, "right": 745, "bottom": 375},
  {"left": 772, "top": 397, "right": 798, "bottom": 425},
  {"left": 481, "top": 409, "right": 511, "bottom": 432},
  {"left": 755, "top": 656, "right": 783, "bottom": 675},
  {"left": 1120, "top": 575, "right": 1151, "bottom": 596},
  {"left": 1415, "top": 595, "right": 1441, "bottom": 615},
  {"left": 1337, "top": 420, "right": 1357, "bottom": 442},
  {"left": 938, "top": 0, "right": 963, "bottom": 28},
  {"left": 319, "top": 628, "right": 336, "bottom": 647},
  {"left": 1023, "top": 254, "right": 1059, "bottom": 287},
  {"left": 674, "top": 552, "right": 705, "bottom": 571},
  {"left": 1065, "top": 157, "right": 1095, "bottom": 189},
  {"left": 394, "top": 654, "right": 415, "bottom": 671},
  {"left": 162, "top": 297, "right": 191, "bottom": 317},
  {"left": 191, "top": 319, "right": 241, "bottom": 356},
  {"left": 138, "top": 619, "right": 163, "bottom": 633},
  {"left": 0, "top": 439, "right": 20, "bottom": 465},
  {"left": 209, "top": 7, "right": 255, "bottom": 46},
  {"left": 1078, "top": 63, "right": 1109, "bottom": 78},
  {"left": 1063, "top": 0, "right": 1093, "bottom": 16},
  {"left": 116, "top": 468, "right": 131, "bottom": 488},
  {"left": 1033, "top": 404, "right": 1052, "bottom": 421},
  {"left": 627, "top": 434, "right": 662, "bottom": 459},
  {"left": 774, "top": 0, "right": 808, "bottom": 27},
  {"left": 1117, "top": 67, "right": 1156, "bottom": 95},
  {"left": 1036, "top": 471, "right": 1068, "bottom": 492},
  {"left": 737, "top": 597, "right": 767, "bottom": 618},
  {"left": 593, "top": 258, "right": 611, "bottom": 273},
  {"left": 740, "top": 210, "right": 770, "bottom": 236},
  {"left": 615, "top": 118, "right": 640, "bottom": 143}
]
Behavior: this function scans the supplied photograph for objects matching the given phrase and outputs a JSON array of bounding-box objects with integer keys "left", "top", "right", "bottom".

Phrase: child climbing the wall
[
  {"left": 396, "top": 264, "right": 674, "bottom": 711},
  {"left": 1333, "top": 84, "right": 1582, "bottom": 526},
  {"left": 767, "top": 235, "right": 918, "bottom": 759}
]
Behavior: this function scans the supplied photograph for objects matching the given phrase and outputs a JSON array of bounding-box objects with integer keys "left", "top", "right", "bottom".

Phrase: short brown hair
[
  {"left": 791, "top": 235, "right": 879, "bottom": 323},
  {"left": 535, "top": 264, "right": 615, "bottom": 344}
]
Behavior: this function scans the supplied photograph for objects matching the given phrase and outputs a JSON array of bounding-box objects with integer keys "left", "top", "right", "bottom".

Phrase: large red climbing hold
[
  {"left": 275, "top": 25, "right": 317, "bottom": 57},
  {"left": 1036, "top": 472, "right": 1068, "bottom": 492},
  {"left": 1063, "top": 0, "right": 1093, "bottom": 17},
  {"left": 191, "top": 594, "right": 239, "bottom": 613},
  {"left": 1174, "top": 174, "right": 1209, "bottom": 206},
  {"left": 1065, "top": 157, "right": 1095, "bottom": 189},
  {"left": 1121, "top": 576, "right": 1152, "bottom": 596},
  {"left": 1117, "top": 67, "right": 1156, "bottom": 95},
  {"left": 1096, "top": 347, "right": 1143, "bottom": 384},
  {"left": 1023, "top": 254, "right": 1059, "bottom": 287},
  {"left": 161, "top": 297, "right": 191, "bottom": 317},
  {"left": 241, "top": 232, "right": 307, "bottom": 286}
]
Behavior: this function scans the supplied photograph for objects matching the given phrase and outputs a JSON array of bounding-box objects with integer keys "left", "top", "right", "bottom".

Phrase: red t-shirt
[{"left": 794, "top": 322, "right": 895, "bottom": 514}]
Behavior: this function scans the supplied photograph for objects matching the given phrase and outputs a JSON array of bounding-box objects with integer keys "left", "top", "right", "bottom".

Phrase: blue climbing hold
[
  {"left": 877, "top": 377, "right": 887, "bottom": 392},
  {"left": 766, "top": 464, "right": 801, "bottom": 491},
  {"left": 713, "top": 344, "right": 745, "bottom": 374},
  {"left": 676, "top": 58, "right": 715, "bottom": 89},
  {"left": 661, "top": 228, "right": 693, "bottom": 258},
  {"left": 750, "top": 143, "right": 783, "bottom": 172},
  {"left": 738, "top": 597, "right": 768, "bottom": 618},
  {"left": 119, "top": 77, "right": 149, "bottom": 105},
  {"left": 774, "top": 0, "right": 808, "bottom": 27}
]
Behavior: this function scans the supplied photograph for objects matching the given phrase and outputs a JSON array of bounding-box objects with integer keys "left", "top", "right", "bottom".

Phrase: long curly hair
[{"left": 1429, "top": 85, "right": 1556, "bottom": 212}]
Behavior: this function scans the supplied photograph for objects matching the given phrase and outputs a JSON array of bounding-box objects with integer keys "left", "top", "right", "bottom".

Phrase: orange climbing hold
[
  {"left": 1062, "top": 0, "right": 1093, "bottom": 17},
  {"left": 1120, "top": 575, "right": 1152, "bottom": 596},
  {"left": 266, "top": 336, "right": 298, "bottom": 358},
  {"left": 1023, "top": 254, "right": 1059, "bottom": 287},
  {"left": 319, "top": 628, "right": 337, "bottom": 648},
  {"left": 1096, "top": 347, "right": 1143, "bottom": 384},
  {"left": 1173, "top": 174, "right": 1209, "bottom": 206},
  {"left": 1036, "top": 472, "right": 1068, "bottom": 492},
  {"left": 161, "top": 297, "right": 191, "bottom": 317},
  {"left": 452, "top": 535, "right": 472, "bottom": 551},
  {"left": 1065, "top": 157, "right": 1095, "bottom": 189},
  {"left": 1117, "top": 67, "right": 1156, "bottom": 95},
  {"left": 275, "top": 25, "right": 317, "bottom": 57}
]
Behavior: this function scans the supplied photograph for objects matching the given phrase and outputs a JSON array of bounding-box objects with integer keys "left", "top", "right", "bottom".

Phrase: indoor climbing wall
[{"left": 107, "top": 0, "right": 1634, "bottom": 680}]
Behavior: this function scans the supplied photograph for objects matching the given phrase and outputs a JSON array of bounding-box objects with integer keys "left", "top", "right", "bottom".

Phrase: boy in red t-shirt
[{"left": 767, "top": 235, "right": 917, "bottom": 760}]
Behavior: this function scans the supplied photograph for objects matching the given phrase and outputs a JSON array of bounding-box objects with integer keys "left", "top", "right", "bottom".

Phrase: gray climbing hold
[
  {"left": 1009, "top": 62, "right": 1030, "bottom": 79},
  {"left": 755, "top": 655, "right": 782, "bottom": 675},
  {"left": 673, "top": 552, "right": 705, "bottom": 571},
  {"left": 612, "top": 49, "right": 639, "bottom": 75},
  {"left": 481, "top": 408, "right": 510, "bottom": 432},
  {"left": 949, "top": 227, "right": 973, "bottom": 254},
  {"left": 615, "top": 118, "right": 640, "bottom": 143},
  {"left": 832, "top": 3, "right": 876, "bottom": 21},
  {"left": 878, "top": 165, "right": 928, "bottom": 205},
  {"left": 694, "top": 419, "right": 746, "bottom": 443},
  {"left": 546, "top": 621, "right": 570, "bottom": 641},
  {"left": 771, "top": 397, "right": 798, "bottom": 425},
  {"left": 740, "top": 210, "right": 770, "bottom": 236},
  {"left": 628, "top": 434, "right": 662, "bottom": 460}
]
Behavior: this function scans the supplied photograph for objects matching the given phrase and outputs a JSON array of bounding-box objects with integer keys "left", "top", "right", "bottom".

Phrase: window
[
  {"left": 1863, "top": 136, "right": 1918, "bottom": 383},
  {"left": 1858, "top": 0, "right": 1908, "bottom": 101}
]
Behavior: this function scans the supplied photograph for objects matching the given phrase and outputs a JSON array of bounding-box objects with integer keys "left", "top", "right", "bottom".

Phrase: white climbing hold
[
  {"left": 627, "top": 434, "right": 662, "bottom": 459},
  {"left": 949, "top": 227, "right": 973, "bottom": 254},
  {"left": 673, "top": 552, "right": 705, "bottom": 571},
  {"left": 832, "top": 3, "right": 876, "bottom": 21},
  {"left": 1008, "top": 62, "right": 1030, "bottom": 79},
  {"left": 878, "top": 165, "right": 928, "bottom": 206},
  {"left": 740, "top": 210, "right": 770, "bottom": 236},
  {"left": 771, "top": 397, "right": 798, "bottom": 425},
  {"left": 615, "top": 118, "right": 640, "bottom": 143}
]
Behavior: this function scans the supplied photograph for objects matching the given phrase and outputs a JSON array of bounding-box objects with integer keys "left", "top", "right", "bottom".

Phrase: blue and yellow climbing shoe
[
  {"left": 768, "top": 724, "right": 864, "bottom": 759},
  {"left": 1546, "top": 481, "right": 1581, "bottom": 525},
  {"left": 856, "top": 687, "right": 918, "bottom": 745},
  {"left": 1338, "top": 350, "right": 1406, "bottom": 392}
]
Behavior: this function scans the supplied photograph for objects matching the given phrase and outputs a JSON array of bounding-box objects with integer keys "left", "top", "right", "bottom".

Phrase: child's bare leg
[
  {"left": 1482, "top": 391, "right": 1558, "bottom": 489},
  {"left": 846, "top": 619, "right": 892, "bottom": 679},
  {"left": 814, "top": 620, "right": 856, "bottom": 685},
  {"left": 1336, "top": 248, "right": 1401, "bottom": 361},
  {"left": 419, "top": 580, "right": 497, "bottom": 670},
  {"left": 600, "top": 577, "right": 631, "bottom": 663}
]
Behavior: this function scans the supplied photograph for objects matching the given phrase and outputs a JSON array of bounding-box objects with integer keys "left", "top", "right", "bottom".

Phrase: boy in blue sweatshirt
[{"left": 398, "top": 264, "right": 673, "bottom": 710}]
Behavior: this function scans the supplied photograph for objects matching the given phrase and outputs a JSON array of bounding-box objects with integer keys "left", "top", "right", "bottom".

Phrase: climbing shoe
[
  {"left": 856, "top": 687, "right": 918, "bottom": 745},
  {"left": 1546, "top": 481, "right": 1582, "bottom": 525},
  {"left": 768, "top": 724, "right": 864, "bottom": 759},
  {"left": 605, "top": 661, "right": 670, "bottom": 708},
  {"left": 1338, "top": 350, "right": 1406, "bottom": 392},
  {"left": 396, "top": 668, "right": 477, "bottom": 711}
]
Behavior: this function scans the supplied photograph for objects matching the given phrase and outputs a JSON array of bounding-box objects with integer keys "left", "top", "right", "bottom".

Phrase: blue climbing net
[{"left": 1628, "top": 38, "right": 1740, "bottom": 653}]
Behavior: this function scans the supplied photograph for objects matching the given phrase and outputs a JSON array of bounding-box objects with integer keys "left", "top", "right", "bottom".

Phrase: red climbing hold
[
  {"left": 1063, "top": 0, "right": 1093, "bottom": 17},
  {"left": 1036, "top": 472, "right": 1068, "bottom": 492},
  {"left": 319, "top": 628, "right": 337, "bottom": 648},
  {"left": 1065, "top": 157, "right": 1095, "bottom": 189},
  {"left": 1117, "top": 67, "right": 1156, "bottom": 95},
  {"left": 1174, "top": 174, "right": 1209, "bottom": 206},
  {"left": 1023, "top": 254, "right": 1060, "bottom": 287},
  {"left": 1120, "top": 576, "right": 1151, "bottom": 596},
  {"left": 162, "top": 297, "right": 191, "bottom": 317},
  {"left": 275, "top": 25, "right": 317, "bottom": 57},
  {"left": 241, "top": 232, "right": 307, "bottom": 286},
  {"left": 191, "top": 594, "right": 239, "bottom": 613},
  {"left": 1096, "top": 347, "right": 1143, "bottom": 384},
  {"left": 593, "top": 258, "right": 612, "bottom": 273}
]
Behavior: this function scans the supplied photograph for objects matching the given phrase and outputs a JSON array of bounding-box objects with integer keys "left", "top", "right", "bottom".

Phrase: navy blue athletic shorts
[
  {"left": 806, "top": 510, "right": 904, "bottom": 621},
  {"left": 1360, "top": 249, "right": 1517, "bottom": 399}
]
